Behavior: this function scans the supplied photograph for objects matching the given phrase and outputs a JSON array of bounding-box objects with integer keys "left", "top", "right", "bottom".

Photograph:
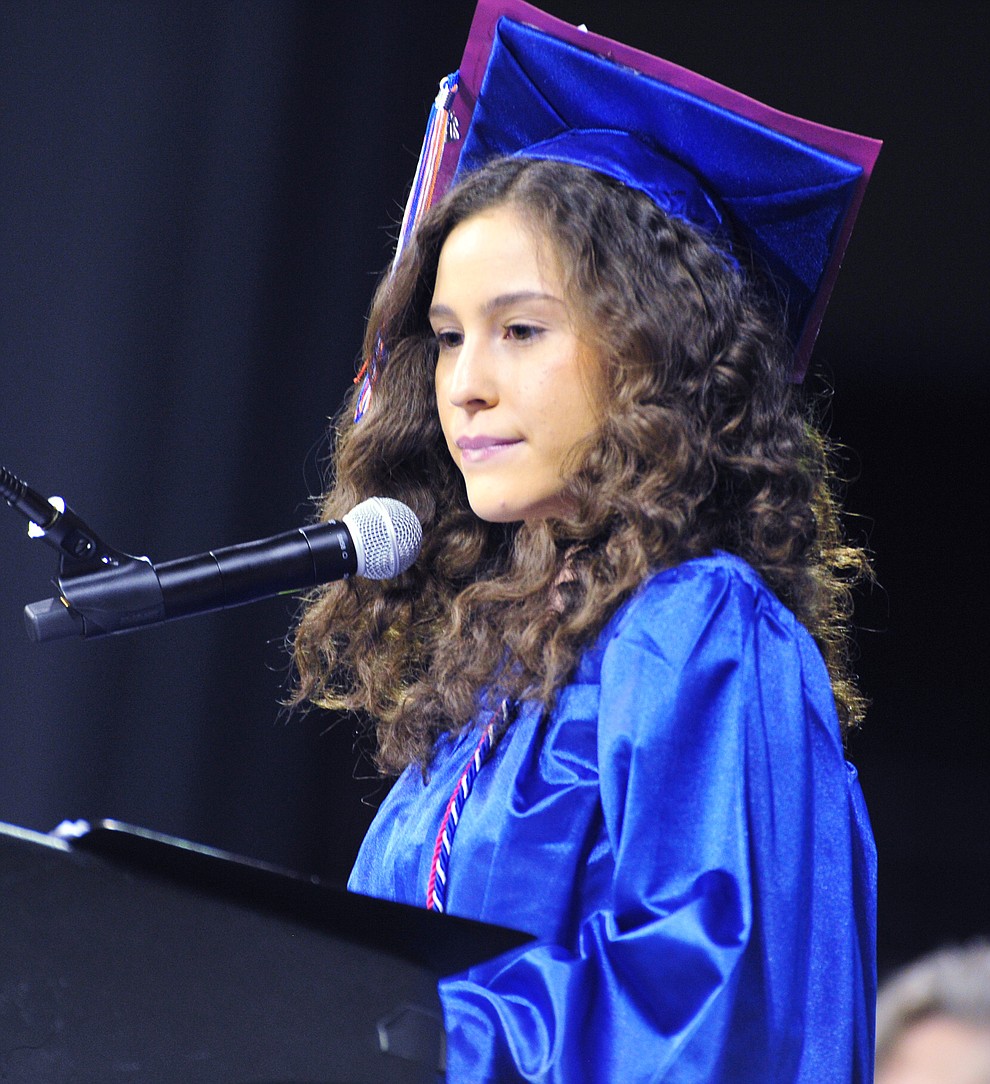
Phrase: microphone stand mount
[{"left": 1, "top": 466, "right": 164, "bottom": 641}]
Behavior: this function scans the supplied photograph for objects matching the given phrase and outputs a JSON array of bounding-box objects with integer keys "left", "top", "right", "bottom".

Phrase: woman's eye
[
  {"left": 504, "top": 323, "right": 543, "bottom": 342},
  {"left": 434, "top": 330, "right": 463, "bottom": 351}
]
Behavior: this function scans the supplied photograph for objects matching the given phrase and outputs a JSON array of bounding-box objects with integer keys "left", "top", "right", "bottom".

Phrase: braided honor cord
[{"left": 426, "top": 699, "right": 512, "bottom": 913}]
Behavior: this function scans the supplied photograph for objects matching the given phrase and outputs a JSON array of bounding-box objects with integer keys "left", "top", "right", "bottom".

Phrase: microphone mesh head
[{"left": 343, "top": 497, "right": 422, "bottom": 580}]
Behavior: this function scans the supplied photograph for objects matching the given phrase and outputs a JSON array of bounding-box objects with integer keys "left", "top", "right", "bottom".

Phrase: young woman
[{"left": 291, "top": 153, "right": 876, "bottom": 1081}]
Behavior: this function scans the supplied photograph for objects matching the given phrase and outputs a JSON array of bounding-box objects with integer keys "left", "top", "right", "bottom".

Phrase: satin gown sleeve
[{"left": 349, "top": 555, "right": 877, "bottom": 1083}]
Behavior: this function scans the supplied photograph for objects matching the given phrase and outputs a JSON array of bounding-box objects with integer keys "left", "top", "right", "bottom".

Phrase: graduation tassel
[{"left": 354, "top": 72, "right": 460, "bottom": 423}]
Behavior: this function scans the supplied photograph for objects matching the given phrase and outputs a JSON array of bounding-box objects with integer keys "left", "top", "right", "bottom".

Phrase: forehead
[{"left": 433, "top": 204, "right": 570, "bottom": 300}]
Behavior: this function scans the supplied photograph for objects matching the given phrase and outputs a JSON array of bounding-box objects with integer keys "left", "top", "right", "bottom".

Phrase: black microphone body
[
  {"left": 4, "top": 477, "right": 422, "bottom": 643},
  {"left": 5, "top": 466, "right": 422, "bottom": 644},
  {"left": 158, "top": 522, "right": 355, "bottom": 620},
  {"left": 24, "top": 522, "right": 356, "bottom": 643}
]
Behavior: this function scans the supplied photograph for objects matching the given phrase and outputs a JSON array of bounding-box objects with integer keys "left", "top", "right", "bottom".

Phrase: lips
[{"left": 456, "top": 435, "right": 523, "bottom": 463}]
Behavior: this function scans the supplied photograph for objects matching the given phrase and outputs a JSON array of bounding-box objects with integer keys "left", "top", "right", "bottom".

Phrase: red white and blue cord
[{"left": 426, "top": 698, "right": 511, "bottom": 913}]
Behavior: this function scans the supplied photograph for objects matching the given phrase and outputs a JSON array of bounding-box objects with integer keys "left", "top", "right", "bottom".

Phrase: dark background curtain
[{"left": 1, "top": 1, "right": 986, "bottom": 981}]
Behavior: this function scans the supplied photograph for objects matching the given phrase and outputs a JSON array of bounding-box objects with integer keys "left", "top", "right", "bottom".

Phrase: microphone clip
[{"left": 2, "top": 467, "right": 163, "bottom": 641}]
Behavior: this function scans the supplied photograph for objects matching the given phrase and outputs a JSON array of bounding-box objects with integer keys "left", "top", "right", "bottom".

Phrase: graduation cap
[{"left": 355, "top": 0, "right": 880, "bottom": 417}]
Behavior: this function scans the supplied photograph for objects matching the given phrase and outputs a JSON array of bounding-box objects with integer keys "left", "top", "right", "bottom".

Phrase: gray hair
[{"left": 876, "top": 940, "right": 990, "bottom": 1066}]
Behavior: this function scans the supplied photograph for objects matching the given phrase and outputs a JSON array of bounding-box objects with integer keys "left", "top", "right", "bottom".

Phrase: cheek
[
  {"left": 433, "top": 368, "right": 447, "bottom": 427},
  {"left": 433, "top": 376, "right": 459, "bottom": 456},
  {"left": 550, "top": 370, "right": 605, "bottom": 442},
  {"left": 433, "top": 363, "right": 443, "bottom": 405}
]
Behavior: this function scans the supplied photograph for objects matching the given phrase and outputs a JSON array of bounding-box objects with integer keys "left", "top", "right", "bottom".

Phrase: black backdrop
[{"left": 1, "top": 1, "right": 986, "bottom": 980}]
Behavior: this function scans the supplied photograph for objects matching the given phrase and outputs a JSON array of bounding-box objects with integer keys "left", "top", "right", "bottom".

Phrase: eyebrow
[{"left": 428, "top": 290, "right": 566, "bottom": 322}]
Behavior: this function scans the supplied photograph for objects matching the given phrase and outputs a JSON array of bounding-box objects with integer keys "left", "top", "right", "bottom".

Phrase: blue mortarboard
[{"left": 355, "top": 0, "right": 880, "bottom": 417}]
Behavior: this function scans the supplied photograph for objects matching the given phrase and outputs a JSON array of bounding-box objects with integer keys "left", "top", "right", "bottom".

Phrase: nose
[{"left": 441, "top": 333, "right": 498, "bottom": 412}]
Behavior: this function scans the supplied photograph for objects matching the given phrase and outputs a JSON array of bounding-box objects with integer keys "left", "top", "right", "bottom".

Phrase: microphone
[{"left": 3, "top": 473, "right": 421, "bottom": 642}]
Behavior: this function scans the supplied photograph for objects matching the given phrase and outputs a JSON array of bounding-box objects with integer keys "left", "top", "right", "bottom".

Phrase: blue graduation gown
[{"left": 349, "top": 553, "right": 877, "bottom": 1082}]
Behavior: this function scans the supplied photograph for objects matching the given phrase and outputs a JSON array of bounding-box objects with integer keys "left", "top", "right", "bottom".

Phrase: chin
[
  {"left": 467, "top": 501, "right": 523, "bottom": 524},
  {"left": 466, "top": 490, "right": 565, "bottom": 524}
]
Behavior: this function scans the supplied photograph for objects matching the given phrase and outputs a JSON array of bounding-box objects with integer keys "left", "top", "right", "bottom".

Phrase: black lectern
[{"left": 0, "top": 820, "right": 531, "bottom": 1082}]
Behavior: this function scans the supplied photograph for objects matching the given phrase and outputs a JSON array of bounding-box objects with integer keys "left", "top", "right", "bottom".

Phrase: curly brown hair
[{"left": 291, "top": 157, "right": 869, "bottom": 774}]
